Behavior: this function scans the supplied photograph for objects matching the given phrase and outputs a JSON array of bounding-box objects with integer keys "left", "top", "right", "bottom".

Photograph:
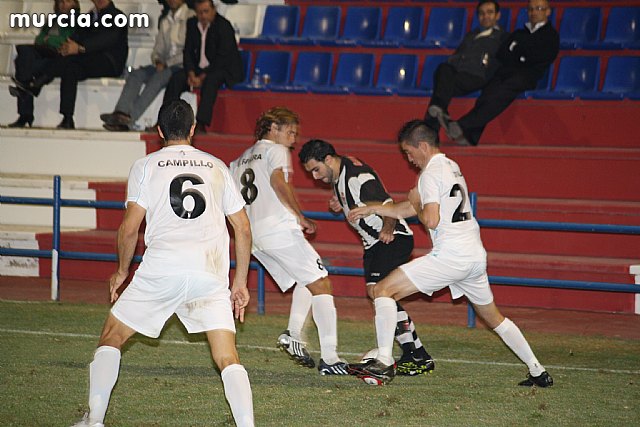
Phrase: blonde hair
[{"left": 254, "top": 107, "right": 299, "bottom": 140}]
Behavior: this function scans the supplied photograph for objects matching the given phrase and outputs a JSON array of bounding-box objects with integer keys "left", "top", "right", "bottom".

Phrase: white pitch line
[{"left": 2, "top": 328, "right": 639, "bottom": 375}]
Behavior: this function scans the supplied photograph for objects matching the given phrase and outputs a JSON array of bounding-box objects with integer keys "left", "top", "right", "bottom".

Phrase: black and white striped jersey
[{"left": 334, "top": 156, "right": 412, "bottom": 249}]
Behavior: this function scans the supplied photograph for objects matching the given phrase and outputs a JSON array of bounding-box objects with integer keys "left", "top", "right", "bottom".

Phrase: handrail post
[
  {"left": 467, "top": 192, "right": 478, "bottom": 328},
  {"left": 51, "top": 175, "right": 61, "bottom": 301},
  {"left": 258, "top": 265, "right": 265, "bottom": 315}
]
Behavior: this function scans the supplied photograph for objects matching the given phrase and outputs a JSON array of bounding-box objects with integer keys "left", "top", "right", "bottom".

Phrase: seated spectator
[
  {"left": 14, "top": 0, "right": 128, "bottom": 130},
  {"left": 162, "top": 0, "right": 244, "bottom": 135},
  {"left": 6, "top": 0, "right": 80, "bottom": 128},
  {"left": 425, "top": 0, "right": 508, "bottom": 137},
  {"left": 432, "top": 0, "right": 559, "bottom": 146},
  {"left": 101, "top": 0, "right": 195, "bottom": 131}
]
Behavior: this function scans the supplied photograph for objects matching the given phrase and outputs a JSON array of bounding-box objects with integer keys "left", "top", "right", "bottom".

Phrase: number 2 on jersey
[
  {"left": 449, "top": 183, "right": 471, "bottom": 223},
  {"left": 240, "top": 168, "right": 258, "bottom": 205}
]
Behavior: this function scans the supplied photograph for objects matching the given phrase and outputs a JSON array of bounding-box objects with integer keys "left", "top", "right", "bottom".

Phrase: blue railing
[{"left": 1, "top": 176, "right": 639, "bottom": 325}]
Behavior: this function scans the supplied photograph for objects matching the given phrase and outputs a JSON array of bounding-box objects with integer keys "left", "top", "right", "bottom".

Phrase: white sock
[
  {"left": 494, "top": 318, "right": 545, "bottom": 376},
  {"left": 287, "top": 285, "right": 313, "bottom": 340},
  {"left": 374, "top": 297, "right": 397, "bottom": 366},
  {"left": 221, "top": 364, "right": 254, "bottom": 427},
  {"left": 88, "top": 346, "right": 121, "bottom": 423},
  {"left": 311, "top": 294, "right": 339, "bottom": 364}
]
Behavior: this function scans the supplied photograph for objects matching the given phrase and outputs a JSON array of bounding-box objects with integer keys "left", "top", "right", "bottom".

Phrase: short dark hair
[
  {"left": 194, "top": 0, "right": 215, "bottom": 8},
  {"left": 298, "top": 139, "right": 337, "bottom": 164},
  {"left": 397, "top": 120, "right": 439, "bottom": 148},
  {"left": 254, "top": 107, "right": 299, "bottom": 140},
  {"left": 477, "top": 0, "right": 500, "bottom": 13},
  {"left": 157, "top": 100, "right": 195, "bottom": 142}
]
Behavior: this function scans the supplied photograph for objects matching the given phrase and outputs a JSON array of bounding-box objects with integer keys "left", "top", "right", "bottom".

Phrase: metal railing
[{"left": 1, "top": 176, "right": 639, "bottom": 325}]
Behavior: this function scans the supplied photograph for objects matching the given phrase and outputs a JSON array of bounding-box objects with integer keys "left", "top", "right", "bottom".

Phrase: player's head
[
  {"left": 527, "top": 0, "right": 551, "bottom": 26},
  {"left": 397, "top": 120, "right": 439, "bottom": 169},
  {"left": 299, "top": 139, "right": 340, "bottom": 184},
  {"left": 157, "top": 99, "right": 195, "bottom": 143},
  {"left": 255, "top": 107, "right": 300, "bottom": 148},
  {"left": 477, "top": 0, "right": 501, "bottom": 29}
]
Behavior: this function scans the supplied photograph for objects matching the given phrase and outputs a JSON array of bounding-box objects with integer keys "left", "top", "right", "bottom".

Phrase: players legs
[{"left": 205, "top": 329, "right": 255, "bottom": 427}]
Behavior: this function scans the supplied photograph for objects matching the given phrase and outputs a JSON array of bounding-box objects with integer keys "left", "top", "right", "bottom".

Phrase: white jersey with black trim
[
  {"left": 126, "top": 145, "right": 245, "bottom": 283},
  {"left": 418, "top": 153, "right": 486, "bottom": 262},
  {"left": 230, "top": 140, "right": 300, "bottom": 247},
  {"left": 334, "top": 156, "right": 412, "bottom": 250}
]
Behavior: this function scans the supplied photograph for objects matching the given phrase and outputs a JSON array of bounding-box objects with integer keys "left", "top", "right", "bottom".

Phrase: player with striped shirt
[{"left": 299, "top": 139, "right": 435, "bottom": 376}]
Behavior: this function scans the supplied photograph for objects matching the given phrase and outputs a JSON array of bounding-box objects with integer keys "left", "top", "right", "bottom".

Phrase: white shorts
[
  {"left": 111, "top": 271, "right": 235, "bottom": 338},
  {"left": 252, "top": 232, "right": 328, "bottom": 292},
  {"left": 400, "top": 255, "right": 493, "bottom": 305}
]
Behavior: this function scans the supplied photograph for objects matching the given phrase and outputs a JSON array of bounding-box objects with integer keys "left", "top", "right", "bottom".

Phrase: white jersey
[
  {"left": 418, "top": 153, "right": 486, "bottom": 262},
  {"left": 230, "top": 139, "right": 300, "bottom": 248},
  {"left": 126, "top": 145, "right": 245, "bottom": 283}
]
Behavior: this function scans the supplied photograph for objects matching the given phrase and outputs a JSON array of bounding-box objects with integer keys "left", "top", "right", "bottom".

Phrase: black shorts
[{"left": 363, "top": 234, "right": 414, "bottom": 284}]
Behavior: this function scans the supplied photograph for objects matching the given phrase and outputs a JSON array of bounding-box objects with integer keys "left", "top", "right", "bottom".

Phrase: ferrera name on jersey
[
  {"left": 157, "top": 159, "right": 215, "bottom": 168},
  {"left": 239, "top": 154, "right": 262, "bottom": 165}
]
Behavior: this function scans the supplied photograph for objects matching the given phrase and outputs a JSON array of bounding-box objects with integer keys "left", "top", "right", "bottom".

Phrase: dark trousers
[
  {"left": 45, "top": 53, "right": 122, "bottom": 116},
  {"left": 424, "top": 63, "right": 485, "bottom": 132},
  {"left": 457, "top": 72, "right": 535, "bottom": 145},
  {"left": 14, "top": 45, "right": 53, "bottom": 118},
  {"left": 163, "top": 68, "right": 226, "bottom": 126}
]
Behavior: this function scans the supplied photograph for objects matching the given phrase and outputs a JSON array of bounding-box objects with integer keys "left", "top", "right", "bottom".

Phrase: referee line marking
[{"left": 3, "top": 328, "right": 639, "bottom": 375}]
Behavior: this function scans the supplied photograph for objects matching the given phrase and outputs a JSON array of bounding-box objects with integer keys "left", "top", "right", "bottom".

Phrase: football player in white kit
[
  {"left": 230, "top": 107, "right": 348, "bottom": 375},
  {"left": 348, "top": 120, "right": 553, "bottom": 388},
  {"left": 72, "top": 100, "right": 254, "bottom": 427}
]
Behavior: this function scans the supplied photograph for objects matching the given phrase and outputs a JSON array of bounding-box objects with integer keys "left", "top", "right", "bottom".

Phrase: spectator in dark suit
[
  {"left": 425, "top": 0, "right": 508, "bottom": 137},
  {"left": 434, "top": 0, "right": 559, "bottom": 146},
  {"left": 16, "top": 0, "right": 128, "bottom": 129},
  {"left": 162, "top": 0, "right": 244, "bottom": 134},
  {"left": 6, "top": 0, "right": 80, "bottom": 128}
]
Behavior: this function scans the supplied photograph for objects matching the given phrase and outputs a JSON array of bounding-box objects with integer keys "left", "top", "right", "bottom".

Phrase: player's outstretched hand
[
  {"left": 299, "top": 216, "right": 317, "bottom": 234},
  {"left": 108, "top": 270, "right": 128, "bottom": 303},
  {"left": 348, "top": 206, "right": 375, "bottom": 222},
  {"left": 379, "top": 229, "right": 395, "bottom": 244},
  {"left": 231, "top": 285, "right": 250, "bottom": 323},
  {"left": 329, "top": 195, "right": 343, "bottom": 213}
]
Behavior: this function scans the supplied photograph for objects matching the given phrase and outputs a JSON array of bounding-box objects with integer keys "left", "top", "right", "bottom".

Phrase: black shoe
[
  {"left": 57, "top": 116, "right": 75, "bottom": 130},
  {"left": 518, "top": 371, "right": 553, "bottom": 388},
  {"left": 100, "top": 111, "right": 131, "bottom": 126},
  {"left": 13, "top": 75, "right": 47, "bottom": 98},
  {"left": 347, "top": 358, "right": 396, "bottom": 385},
  {"left": 6, "top": 115, "right": 34, "bottom": 128},
  {"left": 194, "top": 121, "right": 207, "bottom": 135},
  {"left": 427, "top": 105, "right": 454, "bottom": 135},
  {"left": 9, "top": 85, "right": 27, "bottom": 99},
  {"left": 318, "top": 359, "right": 349, "bottom": 376},
  {"left": 103, "top": 123, "right": 129, "bottom": 132},
  {"left": 396, "top": 352, "right": 435, "bottom": 376},
  {"left": 276, "top": 330, "right": 315, "bottom": 368}
]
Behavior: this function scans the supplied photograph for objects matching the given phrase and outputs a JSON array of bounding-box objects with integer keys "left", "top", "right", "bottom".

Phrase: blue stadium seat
[
  {"left": 323, "top": 7, "right": 382, "bottom": 47},
  {"left": 240, "top": 5, "right": 300, "bottom": 45},
  {"left": 558, "top": 7, "right": 602, "bottom": 49},
  {"left": 407, "top": 8, "right": 467, "bottom": 48},
  {"left": 584, "top": 7, "right": 640, "bottom": 50},
  {"left": 353, "top": 54, "right": 418, "bottom": 96},
  {"left": 514, "top": 7, "right": 557, "bottom": 30},
  {"left": 522, "top": 64, "right": 554, "bottom": 98},
  {"left": 234, "top": 51, "right": 292, "bottom": 91},
  {"left": 398, "top": 55, "right": 448, "bottom": 97},
  {"left": 471, "top": 7, "right": 511, "bottom": 31},
  {"left": 581, "top": 57, "right": 640, "bottom": 100},
  {"left": 271, "top": 52, "right": 333, "bottom": 93},
  {"left": 532, "top": 56, "right": 600, "bottom": 99},
  {"left": 282, "top": 6, "right": 341, "bottom": 45},
  {"left": 361, "top": 7, "right": 424, "bottom": 47},
  {"left": 312, "top": 53, "right": 374, "bottom": 94}
]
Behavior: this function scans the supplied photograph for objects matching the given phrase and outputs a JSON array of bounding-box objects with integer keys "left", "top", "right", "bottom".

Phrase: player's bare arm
[
  {"left": 270, "top": 168, "right": 317, "bottom": 234},
  {"left": 328, "top": 195, "right": 342, "bottom": 213},
  {"left": 227, "top": 208, "right": 252, "bottom": 323},
  {"left": 110, "top": 202, "right": 146, "bottom": 303},
  {"left": 349, "top": 199, "right": 416, "bottom": 222}
]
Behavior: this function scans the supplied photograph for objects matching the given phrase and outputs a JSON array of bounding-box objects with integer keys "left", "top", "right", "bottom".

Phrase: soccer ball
[
  {"left": 360, "top": 348, "right": 379, "bottom": 363},
  {"left": 362, "top": 375, "right": 384, "bottom": 386}
]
